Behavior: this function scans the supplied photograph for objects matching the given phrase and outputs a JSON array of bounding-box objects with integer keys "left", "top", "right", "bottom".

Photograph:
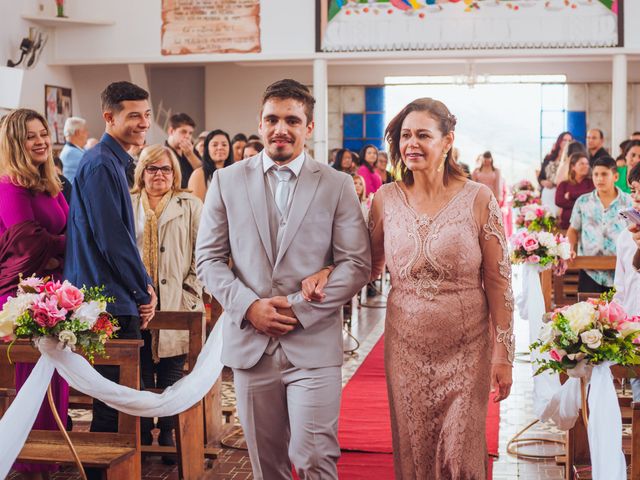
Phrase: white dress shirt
[{"left": 613, "top": 229, "right": 640, "bottom": 316}]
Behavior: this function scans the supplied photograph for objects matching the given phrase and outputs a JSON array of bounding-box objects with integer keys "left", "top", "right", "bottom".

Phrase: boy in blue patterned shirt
[{"left": 567, "top": 156, "right": 633, "bottom": 293}]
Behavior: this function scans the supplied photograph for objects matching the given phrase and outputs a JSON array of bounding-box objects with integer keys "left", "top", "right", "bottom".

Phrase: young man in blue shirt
[{"left": 64, "top": 81, "right": 157, "bottom": 440}]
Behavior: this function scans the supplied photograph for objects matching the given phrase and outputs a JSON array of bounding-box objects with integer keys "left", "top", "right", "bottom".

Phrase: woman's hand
[
  {"left": 540, "top": 180, "right": 553, "bottom": 189},
  {"left": 301, "top": 267, "right": 332, "bottom": 302},
  {"left": 491, "top": 363, "right": 513, "bottom": 402}
]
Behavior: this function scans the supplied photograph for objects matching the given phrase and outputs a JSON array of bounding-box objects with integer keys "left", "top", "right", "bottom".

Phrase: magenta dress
[
  {"left": 0, "top": 177, "right": 69, "bottom": 473},
  {"left": 357, "top": 164, "right": 382, "bottom": 196}
]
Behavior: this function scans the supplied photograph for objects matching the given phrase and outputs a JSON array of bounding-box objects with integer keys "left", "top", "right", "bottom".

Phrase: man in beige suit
[{"left": 196, "top": 79, "right": 371, "bottom": 479}]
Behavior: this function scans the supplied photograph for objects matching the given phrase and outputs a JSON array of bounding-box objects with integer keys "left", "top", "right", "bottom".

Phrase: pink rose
[
  {"left": 535, "top": 208, "right": 545, "bottom": 217},
  {"left": 42, "top": 280, "right": 62, "bottom": 296},
  {"left": 57, "top": 283, "right": 84, "bottom": 310},
  {"left": 32, "top": 296, "right": 67, "bottom": 328},
  {"left": 549, "top": 349, "right": 564, "bottom": 362},
  {"left": 18, "top": 276, "right": 45, "bottom": 293},
  {"left": 527, "top": 254, "right": 541, "bottom": 264},
  {"left": 599, "top": 301, "right": 627, "bottom": 326},
  {"left": 516, "top": 193, "right": 527, "bottom": 202},
  {"left": 523, "top": 235, "right": 539, "bottom": 252}
]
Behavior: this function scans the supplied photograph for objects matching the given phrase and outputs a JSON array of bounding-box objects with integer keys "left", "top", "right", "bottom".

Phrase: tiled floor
[{"left": 9, "top": 276, "right": 572, "bottom": 479}]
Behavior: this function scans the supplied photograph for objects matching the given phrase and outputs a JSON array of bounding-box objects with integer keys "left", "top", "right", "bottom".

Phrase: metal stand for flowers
[
  {"left": 47, "top": 383, "right": 87, "bottom": 480},
  {"left": 506, "top": 419, "right": 565, "bottom": 459}
]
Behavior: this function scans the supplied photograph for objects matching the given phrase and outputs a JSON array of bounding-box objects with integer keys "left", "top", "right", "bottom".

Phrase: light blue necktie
[{"left": 274, "top": 167, "right": 293, "bottom": 215}]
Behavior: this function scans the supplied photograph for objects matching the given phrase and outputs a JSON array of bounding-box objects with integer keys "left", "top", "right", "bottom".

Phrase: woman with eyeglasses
[{"left": 130, "top": 144, "right": 204, "bottom": 455}]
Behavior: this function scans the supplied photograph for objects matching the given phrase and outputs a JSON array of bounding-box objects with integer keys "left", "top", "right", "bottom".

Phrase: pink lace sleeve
[
  {"left": 369, "top": 190, "right": 385, "bottom": 280},
  {"left": 475, "top": 186, "right": 514, "bottom": 365}
]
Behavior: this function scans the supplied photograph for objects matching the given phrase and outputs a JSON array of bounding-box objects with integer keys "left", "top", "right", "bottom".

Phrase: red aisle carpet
[{"left": 336, "top": 336, "right": 500, "bottom": 479}]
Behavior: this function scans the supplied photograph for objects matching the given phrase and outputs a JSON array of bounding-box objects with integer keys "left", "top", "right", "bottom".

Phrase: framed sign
[
  {"left": 161, "top": 0, "right": 261, "bottom": 55},
  {"left": 44, "top": 85, "right": 72, "bottom": 146},
  {"left": 317, "top": 0, "right": 623, "bottom": 52}
]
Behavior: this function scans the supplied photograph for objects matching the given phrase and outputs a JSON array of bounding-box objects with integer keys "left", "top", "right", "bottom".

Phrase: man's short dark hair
[
  {"left": 100, "top": 81, "right": 149, "bottom": 113},
  {"left": 592, "top": 156, "right": 617, "bottom": 171},
  {"left": 591, "top": 128, "right": 604, "bottom": 139},
  {"left": 261, "top": 79, "right": 315, "bottom": 124},
  {"left": 628, "top": 162, "right": 640, "bottom": 185},
  {"left": 168, "top": 113, "right": 195, "bottom": 130},
  {"left": 632, "top": 131, "right": 640, "bottom": 137}
]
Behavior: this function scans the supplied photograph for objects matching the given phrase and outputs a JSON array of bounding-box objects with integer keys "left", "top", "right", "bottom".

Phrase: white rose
[
  {"left": 537, "top": 231, "right": 555, "bottom": 249},
  {"left": 547, "top": 244, "right": 559, "bottom": 257},
  {"left": 71, "top": 301, "right": 102, "bottom": 329},
  {"left": 58, "top": 330, "right": 77, "bottom": 349},
  {"left": 539, "top": 322, "right": 555, "bottom": 344},
  {"left": 580, "top": 329, "right": 603, "bottom": 349},
  {"left": 524, "top": 210, "right": 537, "bottom": 221},
  {"left": 563, "top": 302, "right": 597, "bottom": 334},
  {"left": 0, "top": 294, "right": 40, "bottom": 337},
  {"left": 558, "top": 241, "right": 572, "bottom": 260}
]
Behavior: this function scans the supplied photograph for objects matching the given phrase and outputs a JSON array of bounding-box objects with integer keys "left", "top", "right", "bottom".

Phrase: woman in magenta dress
[
  {"left": 0, "top": 109, "right": 69, "bottom": 479},
  {"left": 357, "top": 144, "right": 383, "bottom": 196}
]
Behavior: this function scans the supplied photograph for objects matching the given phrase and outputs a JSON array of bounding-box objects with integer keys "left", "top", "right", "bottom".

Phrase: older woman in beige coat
[{"left": 130, "top": 144, "right": 204, "bottom": 453}]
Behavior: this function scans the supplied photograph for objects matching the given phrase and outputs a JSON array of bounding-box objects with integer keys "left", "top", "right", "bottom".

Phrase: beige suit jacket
[{"left": 196, "top": 153, "right": 371, "bottom": 369}]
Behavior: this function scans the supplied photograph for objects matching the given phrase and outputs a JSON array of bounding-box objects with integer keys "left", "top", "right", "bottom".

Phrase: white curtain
[{"left": 0, "top": 316, "right": 225, "bottom": 479}]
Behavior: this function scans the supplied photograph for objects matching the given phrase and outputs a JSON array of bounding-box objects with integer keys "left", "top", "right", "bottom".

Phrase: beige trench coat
[{"left": 131, "top": 191, "right": 204, "bottom": 358}]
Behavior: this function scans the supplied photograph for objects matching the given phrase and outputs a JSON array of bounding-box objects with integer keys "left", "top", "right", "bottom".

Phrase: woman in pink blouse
[
  {"left": 471, "top": 151, "right": 503, "bottom": 204},
  {"left": 357, "top": 144, "right": 383, "bottom": 196},
  {"left": 0, "top": 109, "right": 69, "bottom": 479}
]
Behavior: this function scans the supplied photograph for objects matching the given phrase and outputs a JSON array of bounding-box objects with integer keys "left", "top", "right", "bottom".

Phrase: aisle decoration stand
[
  {"left": 0, "top": 276, "right": 224, "bottom": 478},
  {"left": 530, "top": 292, "right": 640, "bottom": 480}
]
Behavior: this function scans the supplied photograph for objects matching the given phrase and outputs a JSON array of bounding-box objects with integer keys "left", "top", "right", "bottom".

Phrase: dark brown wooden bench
[
  {"left": 558, "top": 365, "right": 640, "bottom": 480},
  {"left": 541, "top": 256, "right": 617, "bottom": 311},
  {"left": 141, "top": 310, "right": 221, "bottom": 478},
  {"left": 0, "top": 339, "right": 143, "bottom": 479}
]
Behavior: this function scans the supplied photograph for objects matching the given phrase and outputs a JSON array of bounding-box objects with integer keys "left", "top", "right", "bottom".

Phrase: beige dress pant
[{"left": 233, "top": 345, "right": 342, "bottom": 480}]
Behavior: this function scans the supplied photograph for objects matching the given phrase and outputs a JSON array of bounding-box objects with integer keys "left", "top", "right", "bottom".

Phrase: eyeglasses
[{"left": 145, "top": 166, "right": 173, "bottom": 175}]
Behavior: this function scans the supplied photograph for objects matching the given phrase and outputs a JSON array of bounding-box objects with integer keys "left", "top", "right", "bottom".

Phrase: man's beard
[{"left": 268, "top": 145, "right": 294, "bottom": 164}]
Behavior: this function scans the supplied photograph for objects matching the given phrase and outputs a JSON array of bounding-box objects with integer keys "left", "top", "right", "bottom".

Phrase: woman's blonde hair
[
  {"left": 131, "top": 144, "right": 185, "bottom": 194},
  {"left": 0, "top": 109, "right": 61, "bottom": 196},
  {"left": 352, "top": 174, "right": 367, "bottom": 202}
]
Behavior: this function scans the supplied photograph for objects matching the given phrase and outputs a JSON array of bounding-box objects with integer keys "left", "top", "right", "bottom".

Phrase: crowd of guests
[
  {"left": 0, "top": 75, "right": 639, "bottom": 480},
  {"left": 532, "top": 129, "right": 640, "bottom": 295}
]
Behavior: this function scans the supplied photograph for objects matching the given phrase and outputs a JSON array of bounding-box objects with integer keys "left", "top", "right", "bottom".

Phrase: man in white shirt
[{"left": 613, "top": 163, "right": 640, "bottom": 399}]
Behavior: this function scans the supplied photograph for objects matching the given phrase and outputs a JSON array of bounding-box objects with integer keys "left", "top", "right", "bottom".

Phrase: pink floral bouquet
[
  {"left": 512, "top": 180, "right": 540, "bottom": 208},
  {"left": 531, "top": 292, "right": 640, "bottom": 376},
  {"left": 0, "top": 276, "right": 118, "bottom": 362},
  {"left": 510, "top": 229, "right": 571, "bottom": 275},
  {"left": 514, "top": 204, "right": 558, "bottom": 232}
]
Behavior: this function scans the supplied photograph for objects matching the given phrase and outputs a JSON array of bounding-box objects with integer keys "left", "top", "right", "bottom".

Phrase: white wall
[{"left": 1, "top": 1, "right": 75, "bottom": 113}]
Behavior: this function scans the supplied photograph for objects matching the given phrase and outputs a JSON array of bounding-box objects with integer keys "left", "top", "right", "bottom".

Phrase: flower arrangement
[
  {"left": 0, "top": 276, "right": 118, "bottom": 362},
  {"left": 510, "top": 229, "right": 571, "bottom": 275},
  {"left": 530, "top": 292, "right": 640, "bottom": 377},
  {"left": 515, "top": 204, "right": 558, "bottom": 232},
  {"left": 512, "top": 180, "right": 540, "bottom": 208}
]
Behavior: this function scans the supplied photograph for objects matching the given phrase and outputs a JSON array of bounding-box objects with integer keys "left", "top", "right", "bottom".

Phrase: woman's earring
[{"left": 437, "top": 150, "right": 448, "bottom": 173}]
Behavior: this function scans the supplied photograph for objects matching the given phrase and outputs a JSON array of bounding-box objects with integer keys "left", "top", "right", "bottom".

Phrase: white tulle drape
[
  {"left": 520, "top": 265, "right": 626, "bottom": 479},
  {"left": 0, "top": 315, "right": 225, "bottom": 479}
]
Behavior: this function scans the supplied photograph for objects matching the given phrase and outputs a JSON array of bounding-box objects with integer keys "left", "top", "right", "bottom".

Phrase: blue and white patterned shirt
[{"left": 569, "top": 187, "right": 633, "bottom": 286}]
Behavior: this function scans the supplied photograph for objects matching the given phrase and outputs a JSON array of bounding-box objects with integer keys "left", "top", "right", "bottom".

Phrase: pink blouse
[{"left": 357, "top": 165, "right": 382, "bottom": 196}]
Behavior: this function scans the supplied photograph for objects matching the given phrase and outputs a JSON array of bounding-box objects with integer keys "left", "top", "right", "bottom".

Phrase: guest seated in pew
[
  {"left": 0, "top": 108, "right": 69, "bottom": 480},
  {"left": 614, "top": 163, "right": 640, "bottom": 401},
  {"left": 567, "top": 156, "right": 633, "bottom": 293},
  {"left": 130, "top": 144, "right": 204, "bottom": 453}
]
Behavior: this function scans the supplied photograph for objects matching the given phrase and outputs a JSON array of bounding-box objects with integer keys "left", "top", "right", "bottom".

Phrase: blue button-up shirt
[{"left": 64, "top": 133, "right": 151, "bottom": 317}]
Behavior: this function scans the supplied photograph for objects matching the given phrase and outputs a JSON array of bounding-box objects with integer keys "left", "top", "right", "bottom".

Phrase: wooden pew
[
  {"left": 560, "top": 365, "right": 640, "bottom": 480},
  {"left": 141, "top": 311, "right": 221, "bottom": 478},
  {"left": 541, "top": 256, "right": 616, "bottom": 311},
  {"left": 0, "top": 339, "right": 143, "bottom": 479}
]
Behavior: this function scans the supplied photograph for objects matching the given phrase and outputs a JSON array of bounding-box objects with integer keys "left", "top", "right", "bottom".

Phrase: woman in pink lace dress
[
  {"left": 303, "top": 98, "right": 514, "bottom": 479},
  {"left": 372, "top": 98, "right": 514, "bottom": 479}
]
